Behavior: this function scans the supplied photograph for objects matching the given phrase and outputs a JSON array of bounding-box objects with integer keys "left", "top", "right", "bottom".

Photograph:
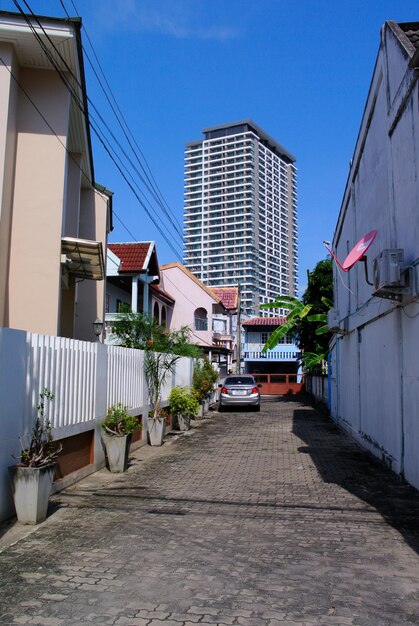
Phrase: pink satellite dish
[{"left": 324, "top": 230, "right": 377, "bottom": 273}]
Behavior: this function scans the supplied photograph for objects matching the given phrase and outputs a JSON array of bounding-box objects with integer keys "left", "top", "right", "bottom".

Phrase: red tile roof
[
  {"left": 108, "top": 242, "right": 157, "bottom": 273},
  {"left": 210, "top": 286, "right": 238, "bottom": 310},
  {"left": 242, "top": 316, "right": 286, "bottom": 326}
]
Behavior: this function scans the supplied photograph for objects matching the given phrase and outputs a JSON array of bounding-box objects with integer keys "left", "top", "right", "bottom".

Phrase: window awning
[{"left": 61, "top": 237, "right": 104, "bottom": 281}]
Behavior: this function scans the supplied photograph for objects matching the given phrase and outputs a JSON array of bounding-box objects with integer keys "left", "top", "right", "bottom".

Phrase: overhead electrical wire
[
  {"left": 12, "top": 0, "right": 184, "bottom": 259},
  {"left": 63, "top": 0, "right": 184, "bottom": 240},
  {"left": 14, "top": 0, "right": 183, "bottom": 258}
]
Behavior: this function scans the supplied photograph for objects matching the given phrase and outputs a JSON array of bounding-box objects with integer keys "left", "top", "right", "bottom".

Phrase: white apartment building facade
[{"left": 183, "top": 120, "right": 298, "bottom": 317}]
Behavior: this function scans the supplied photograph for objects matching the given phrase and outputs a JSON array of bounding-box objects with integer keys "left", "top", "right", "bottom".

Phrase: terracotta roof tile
[
  {"left": 210, "top": 286, "right": 238, "bottom": 309},
  {"left": 242, "top": 316, "right": 286, "bottom": 326},
  {"left": 108, "top": 242, "right": 154, "bottom": 273}
]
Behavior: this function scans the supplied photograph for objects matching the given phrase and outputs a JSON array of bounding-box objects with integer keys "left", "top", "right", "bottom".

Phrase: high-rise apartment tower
[{"left": 183, "top": 120, "right": 298, "bottom": 317}]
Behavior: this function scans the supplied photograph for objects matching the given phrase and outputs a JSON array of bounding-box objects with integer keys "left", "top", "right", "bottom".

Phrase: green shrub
[
  {"left": 192, "top": 358, "right": 218, "bottom": 403},
  {"left": 102, "top": 403, "right": 138, "bottom": 436},
  {"left": 168, "top": 386, "right": 200, "bottom": 417}
]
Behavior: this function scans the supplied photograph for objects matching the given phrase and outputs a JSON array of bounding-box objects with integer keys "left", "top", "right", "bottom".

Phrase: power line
[
  {"left": 67, "top": 0, "right": 184, "bottom": 238},
  {"left": 11, "top": 0, "right": 184, "bottom": 258}
]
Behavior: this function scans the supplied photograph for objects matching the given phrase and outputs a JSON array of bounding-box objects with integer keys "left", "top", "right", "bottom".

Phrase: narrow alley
[{"left": 1, "top": 396, "right": 419, "bottom": 626}]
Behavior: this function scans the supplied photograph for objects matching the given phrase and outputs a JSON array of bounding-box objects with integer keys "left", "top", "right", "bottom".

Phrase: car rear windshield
[{"left": 224, "top": 377, "right": 255, "bottom": 385}]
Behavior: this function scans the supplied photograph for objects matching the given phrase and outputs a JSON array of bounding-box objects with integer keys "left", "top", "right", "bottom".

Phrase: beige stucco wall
[
  {"left": 74, "top": 187, "right": 109, "bottom": 341},
  {"left": 0, "top": 43, "right": 19, "bottom": 327},
  {"left": 7, "top": 67, "right": 70, "bottom": 335}
]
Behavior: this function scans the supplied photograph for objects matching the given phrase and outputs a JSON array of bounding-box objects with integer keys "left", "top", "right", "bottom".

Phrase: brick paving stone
[{"left": 1, "top": 397, "right": 419, "bottom": 625}]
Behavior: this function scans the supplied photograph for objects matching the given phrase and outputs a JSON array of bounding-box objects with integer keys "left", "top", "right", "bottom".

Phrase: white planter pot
[
  {"left": 8, "top": 464, "right": 56, "bottom": 525},
  {"left": 102, "top": 433, "right": 131, "bottom": 472},
  {"left": 177, "top": 414, "right": 191, "bottom": 431},
  {"left": 147, "top": 418, "right": 166, "bottom": 446}
]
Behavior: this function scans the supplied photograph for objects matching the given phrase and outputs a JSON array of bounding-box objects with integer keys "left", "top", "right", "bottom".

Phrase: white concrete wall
[{"left": 329, "top": 22, "right": 419, "bottom": 489}]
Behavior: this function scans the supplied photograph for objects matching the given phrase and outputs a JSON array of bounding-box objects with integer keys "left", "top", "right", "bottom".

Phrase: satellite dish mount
[{"left": 324, "top": 230, "right": 377, "bottom": 286}]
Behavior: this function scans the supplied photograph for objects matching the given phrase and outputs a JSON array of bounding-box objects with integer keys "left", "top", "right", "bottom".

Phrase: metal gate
[{"left": 253, "top": 373, "right": 304, "bottom": 395}]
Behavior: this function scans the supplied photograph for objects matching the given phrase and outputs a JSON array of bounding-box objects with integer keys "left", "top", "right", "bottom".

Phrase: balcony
[{"left": 243, "top": 344, "right": 300, "bottom": 362}]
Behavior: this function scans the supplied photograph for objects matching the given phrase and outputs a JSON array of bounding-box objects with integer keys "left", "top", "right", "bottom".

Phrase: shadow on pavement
[{"left": 292, "top": 405, "right": 419, "bottom": 556}]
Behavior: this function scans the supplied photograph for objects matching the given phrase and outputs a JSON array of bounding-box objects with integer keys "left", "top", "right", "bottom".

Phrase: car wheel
[
  {"left": 218, "top": 403, "right": 224, "bottom": 412},
  {"left": 254, "top": 404, "right": 260, "bottom": 412}
]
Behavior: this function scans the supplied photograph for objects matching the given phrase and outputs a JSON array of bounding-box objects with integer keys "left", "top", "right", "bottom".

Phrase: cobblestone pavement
[{"left": 1, "top": 396, "right": 419, "bottom": 626}]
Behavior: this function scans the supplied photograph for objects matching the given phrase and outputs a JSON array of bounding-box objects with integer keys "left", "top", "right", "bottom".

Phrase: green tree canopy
[
  {"left": 111, "top": 306, "right": 202, "bottom": 358},
  {"left": 261, "top": 257, "right": 333, "bottom": 370},
  {"left": 299, "top": 258, "right": 333, "bottom": 359}
]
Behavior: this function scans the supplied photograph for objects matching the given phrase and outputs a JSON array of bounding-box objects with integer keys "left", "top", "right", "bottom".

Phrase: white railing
[
  {"left": 244, "top": 348, "right": 300, "bottom": 360},
  {"left": 107, "top": 345, "right": 145, "bottom": 410},
  {"left": 0, "top": 328, "right": 195, "bottom": 522},
  {"left": 27, "top": 333, "right": 98, "bottom": 429}
]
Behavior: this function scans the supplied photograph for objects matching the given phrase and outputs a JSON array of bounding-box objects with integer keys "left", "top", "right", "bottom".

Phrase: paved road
[{"left": 1, "top": 396, "right": 419, "bottom": 626}]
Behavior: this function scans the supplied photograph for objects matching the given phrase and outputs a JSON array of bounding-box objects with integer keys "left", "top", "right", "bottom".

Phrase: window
[{"left": 194, "top": 307, "right": 208, "bottom": 331}]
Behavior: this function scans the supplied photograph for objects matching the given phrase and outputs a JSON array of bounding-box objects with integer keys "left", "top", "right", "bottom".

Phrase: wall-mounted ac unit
[
  {"left": 327, "top": 309, "right": 345, "bottom": 334},
  {"left": 372, "top": 249, "right": 416, "bottom": 301},
  {"left": 373, "top": 249, "right": 404, "bottom": 291}
]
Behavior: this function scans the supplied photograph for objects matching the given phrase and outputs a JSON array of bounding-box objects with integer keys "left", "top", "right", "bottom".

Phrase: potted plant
[
  {"left": 8, "top": 388, "right": 62, "bottom": 525},
  {"left": 193, "top": 358, "right": 219, "bottom": 416},
  {"left": 144, "top": 350, "right": 180, "bottom": 446},
  {"left": 168, "top": 386, "right": 200, "bottom": 431},
  {"left": 101, "top": 403, "right": 138, "bottom": 472}
]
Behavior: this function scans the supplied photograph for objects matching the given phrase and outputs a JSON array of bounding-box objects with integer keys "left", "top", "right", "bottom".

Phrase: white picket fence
[{"left": 0, "top": 328, "right": 194, "bottom": 522}]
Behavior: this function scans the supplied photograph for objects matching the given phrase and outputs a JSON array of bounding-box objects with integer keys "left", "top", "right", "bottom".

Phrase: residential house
[
  {"left": 0, "top": 11, "right": 112, "bottom": 341},
  {"left": 242, "top": 317, "right": 302, "bottom": 394},
  {"left": 159, "top": 262, "right": 232, "bottom": 365},
  {"left": 105, "top": 242, "right": 175, "bottom": 341},
  {"left": 328, "top": 21, "right": 419, "bottom": 489},
  {"left": 209, "top": 286, "right": 238, "bottom": 375}
]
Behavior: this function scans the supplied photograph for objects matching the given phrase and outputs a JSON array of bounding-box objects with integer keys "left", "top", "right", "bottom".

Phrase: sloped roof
[
  {"left": 151, "top": 283, "right": 175, "bottom": 304},
  {"left": 210, "top": 286, "right": 238, "bottom": 310},
  {"left": 108, "top": 242, "right": 159, "bottom": 275},
  {"left": 388, "top": 21, "right": 419, "bottom": 69},
  {"left": 242, "top": 316, "right": 286, "bottom": 327},
  {"left": 398, "top": 22, "right": 419, "bottom": 49},
  {"left": 160, "top": 262, "right": 222, "bottom": 304}
]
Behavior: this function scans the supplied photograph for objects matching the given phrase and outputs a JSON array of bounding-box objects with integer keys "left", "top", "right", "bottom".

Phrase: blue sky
[{"left": 2, "top": 0, "right": 418, "bottom": 293}]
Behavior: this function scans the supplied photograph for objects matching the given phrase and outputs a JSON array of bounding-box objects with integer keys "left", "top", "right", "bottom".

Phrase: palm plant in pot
[
  {"left": 144, "top": 350, "right": 180, "bottom": 446},
  {"left": 168, "top": 386, "right": 200, "bottom": 431},
  {"left": 101, "top": 403, "right": 138, "bottom": 472},
  {"left": 9, "top": 388, "right": 62, "bottom": 525}
]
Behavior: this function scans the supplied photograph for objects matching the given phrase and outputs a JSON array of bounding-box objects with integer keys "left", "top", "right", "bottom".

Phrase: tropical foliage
[
  {"left": 144, "top": 350, "right": 180, "bottom": 420},
  {"left": 192, "top": 358, "right": 219, "bottom": 403},
  {"left": 168, "top": 386, "right": 200, "bottom": 418},
  {"left": 111, "top": 306, "right": 202, "bottom": 358},
  {"left": 102, "top": 402, "right": 138, "bottom": 436},
  {"left": 18, "top": 388, "right": 62, "bottom": 468},
  {"left": 261, "top": 258, "right": 333, "bottom": 370}
]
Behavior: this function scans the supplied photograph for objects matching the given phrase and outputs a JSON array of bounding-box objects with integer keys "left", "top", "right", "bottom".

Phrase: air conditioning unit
[
  {"left": 327, "top": 309, "right": 344, "bottom": 334},
  {"left": 373, "top": 249, "right": 404, "bottom": 290}
]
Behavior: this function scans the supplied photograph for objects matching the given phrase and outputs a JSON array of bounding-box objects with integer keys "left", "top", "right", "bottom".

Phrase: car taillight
[
  {"left": 221, "top": 386, "right": 227, "bottom": 393},
  {"left": 251, "top": 386, "right": 258, "bottom": 393}
]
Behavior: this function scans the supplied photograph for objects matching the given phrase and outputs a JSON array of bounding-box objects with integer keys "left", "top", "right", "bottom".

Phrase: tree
[
  {"left": 261, "top": 257, "right": 333, "bottom": 370},
  {"left": 111, "top": 306, "right": 202, "bottom": 358},
  {"left": 299, "top": 258, "right": 333, "bottom": 364}
]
